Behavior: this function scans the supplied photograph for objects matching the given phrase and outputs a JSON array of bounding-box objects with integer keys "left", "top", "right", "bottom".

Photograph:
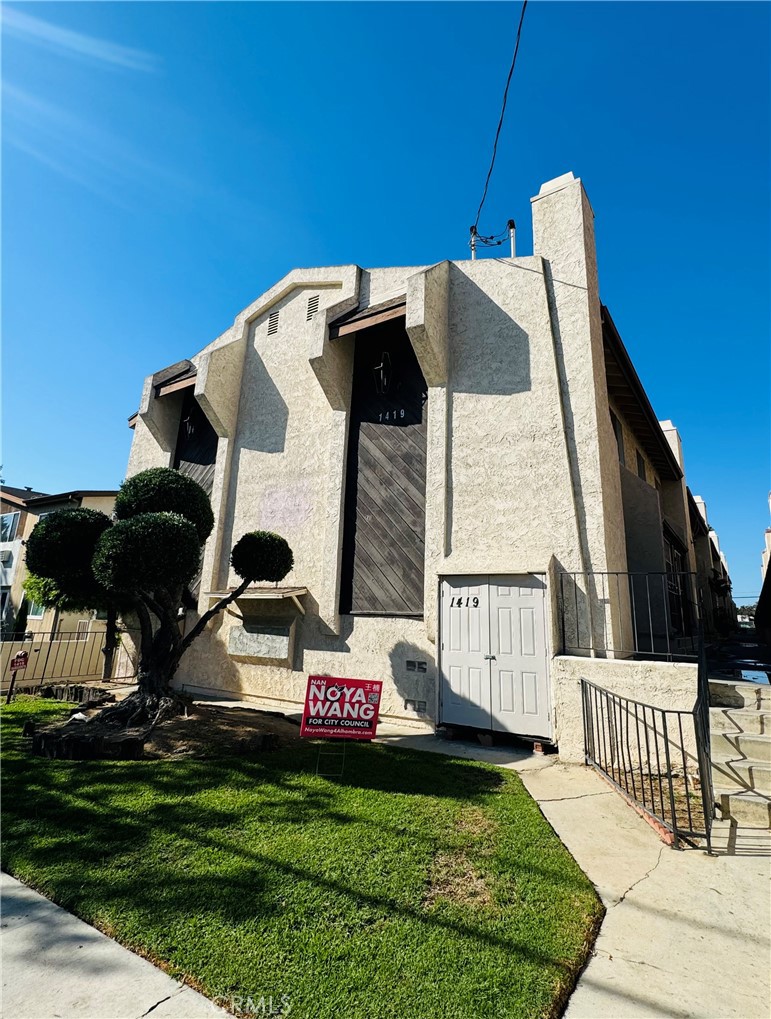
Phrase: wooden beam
[
  {"left": 329, "top": 305, "right": 406, "bottom": 339},
  {"left": 156, "top": 375, "right": 196, "bottom": 398}
]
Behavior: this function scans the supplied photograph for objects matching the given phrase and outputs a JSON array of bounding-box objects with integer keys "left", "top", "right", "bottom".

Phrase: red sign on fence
[
  {"left": 299, "top": 675, "right": 383, "bottom": 740},
  {"left": 10, "top": 652, "right": 28, "bottom": 671}
]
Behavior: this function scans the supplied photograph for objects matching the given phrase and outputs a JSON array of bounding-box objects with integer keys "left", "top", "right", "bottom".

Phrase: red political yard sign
[
  {"left": 10, "top": 652, "right": 28, "bottom": 671},
  {"left": 300, "top": 675, "right": 383, "bottom": 740}
]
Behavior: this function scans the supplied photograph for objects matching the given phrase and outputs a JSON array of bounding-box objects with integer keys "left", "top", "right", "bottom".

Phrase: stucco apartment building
[
  {"left": 126, "top": 172, "right": 731, "bottom": 760},
  {"left": 0, "top": 487, "right": 117, "bottom": 636}
]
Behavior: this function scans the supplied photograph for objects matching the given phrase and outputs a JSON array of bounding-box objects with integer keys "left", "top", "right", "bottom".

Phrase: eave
[{"left": 602, "top": 306, "right": 682, "bottom": 482}]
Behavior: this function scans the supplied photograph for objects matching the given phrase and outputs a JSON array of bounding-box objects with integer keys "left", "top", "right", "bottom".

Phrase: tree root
[{"left": 27, "top": 689, "right": 190, "bottom": 760}]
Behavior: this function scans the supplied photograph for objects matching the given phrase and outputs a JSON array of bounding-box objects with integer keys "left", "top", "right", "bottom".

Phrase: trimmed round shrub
[
  {"left": 231, "top": 531, "right": 294, "bottom": 584},
  {"left": 25, "top": 508, "right": 112, "bottom": 606},
  {"left": 92, "top": 512, "right": 201, "bottom": 593},
  {"left": 115, "top": 468, "right": 214, "bottom": 543}
]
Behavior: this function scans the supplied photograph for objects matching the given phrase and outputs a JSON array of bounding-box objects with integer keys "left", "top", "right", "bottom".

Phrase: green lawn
[{"left": 2, "top": 699, "right": 602, "bottom": 1019}]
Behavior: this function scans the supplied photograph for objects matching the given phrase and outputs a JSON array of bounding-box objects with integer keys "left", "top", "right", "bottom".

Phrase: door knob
[{"left": 484, "top": 654, "right": 496, "bottom": 660}]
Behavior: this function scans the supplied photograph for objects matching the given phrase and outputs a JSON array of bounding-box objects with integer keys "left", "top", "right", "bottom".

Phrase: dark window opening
[
  {"left": 340, "top": 319, "right": 427, "bottom": 616},
  {"left": 636, "top": 450, "right": 647, "bottom": 482},
  {"left": 173, "top": 390, "right": 218, "bottom": 597}
]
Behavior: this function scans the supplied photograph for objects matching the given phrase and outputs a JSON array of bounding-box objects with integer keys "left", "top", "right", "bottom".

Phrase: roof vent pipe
[{"left": 507, "top": 219, "right": 516, "bottom": 258}]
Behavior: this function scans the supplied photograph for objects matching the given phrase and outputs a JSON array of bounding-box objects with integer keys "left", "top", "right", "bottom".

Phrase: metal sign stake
[{"left": 315, "top": 739, "right": 347, "bottom": 779}]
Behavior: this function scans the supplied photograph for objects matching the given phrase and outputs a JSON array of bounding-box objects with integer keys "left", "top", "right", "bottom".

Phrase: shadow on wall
[
  {"left": 237, "top": 345, "right": 289, "bottom": 454},
  {"left": 178, "top": 611, "right": 249, "bottom": 696},
  {"left": 388, "top": 641, "right": 436, "bottom": 718},
  {"left": 215, "top": 345, "right": 289, "bottom": 579},
  {"left": 447, "top": 264, "right": 531, "bottom": 396},
  {"left": 294, "top": 609, "right": 354, "bottom": 668}
]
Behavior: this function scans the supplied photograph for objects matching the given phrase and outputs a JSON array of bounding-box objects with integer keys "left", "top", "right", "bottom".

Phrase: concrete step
[
  {"left": 709, "top": 706, "right": 770, "bottom": 735},
  {"left": 730, "top": 759, "right": 771, "bottom": 795},
  {"left": 711, "top": 754, "right": 771, "bottom": 794},
  {"left": 715, "top": 788, "right": 771, "bottom": 828},
  {"left": 709, "top": 678, "right": 771, "bottom": 709},
  {"left": 710, "top": 731, "right": 771, "bottom": 762}
]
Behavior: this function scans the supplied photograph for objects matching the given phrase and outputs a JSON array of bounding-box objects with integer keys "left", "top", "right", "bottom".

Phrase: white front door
[{"left": 440, "top": 574, "right": 551, "bottom": 738}]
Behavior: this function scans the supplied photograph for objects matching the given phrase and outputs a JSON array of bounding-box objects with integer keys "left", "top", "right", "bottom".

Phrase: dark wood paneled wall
[
  {"left": 340, "top": 320, "right": 428, "bottom": 616},
  {"left": 173, "top": 390, "right": 218, "bottom": 596}
]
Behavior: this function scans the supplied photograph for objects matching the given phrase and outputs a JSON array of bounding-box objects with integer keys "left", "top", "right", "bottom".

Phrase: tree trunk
[
  {"left": 101, "top": 604, "right": 118, "bottom": 681},
  {"left": 27, "top": 582, "right": 248, "bottom": 759}
]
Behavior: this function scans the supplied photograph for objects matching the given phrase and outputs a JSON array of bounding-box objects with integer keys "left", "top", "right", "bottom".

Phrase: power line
[{"left": 472, "top": 0, "right": 529, "bottom": 234}]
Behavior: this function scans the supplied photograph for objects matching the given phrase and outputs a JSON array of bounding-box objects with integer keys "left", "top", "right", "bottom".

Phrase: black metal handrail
[
  {"left": 560, "top": 571, "right": 700, "bottom": 661},
  {"left": 693, "top": 621, "right": 715, "bottom": 843},
  {"left": 581, "top": 677, "right": 713, "bottom": 851}
]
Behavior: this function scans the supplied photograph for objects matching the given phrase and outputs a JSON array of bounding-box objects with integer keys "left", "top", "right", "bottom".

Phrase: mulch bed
[
  {"left": 143, "top": 704, "right": 303, "bottom": 758},
  {"left": 25, "top": 694, "right": 304, "bottom": 761}
]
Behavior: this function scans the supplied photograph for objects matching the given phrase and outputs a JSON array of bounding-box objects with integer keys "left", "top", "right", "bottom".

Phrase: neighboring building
[
  {"left": 125, "top": 171, "right": 733, "bottom": 759},
  {"left": 1, "top": 486, "right": 49, "bottom": 629},
  {"left": 761, "top": 492, "right": 771, "bottom": 580},
  {"left": 688, "top": 492, "right": 736, "bottom": 636},
  {"left": 0, "top": 488, "right": 118, "bottom": 637}
]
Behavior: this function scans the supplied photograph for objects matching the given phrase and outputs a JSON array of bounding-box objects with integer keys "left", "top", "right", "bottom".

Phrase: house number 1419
[{"left": 450, "top": 597, "right": 479, "bottom": 608}]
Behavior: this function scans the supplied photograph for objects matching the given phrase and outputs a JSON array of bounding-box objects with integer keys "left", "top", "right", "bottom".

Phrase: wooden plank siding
[
  {"left": 340, "top": 320, "right": 428, "bottom": 616},
  {"left": 173, "top": 390, "right": 218, "bottom": 596}
]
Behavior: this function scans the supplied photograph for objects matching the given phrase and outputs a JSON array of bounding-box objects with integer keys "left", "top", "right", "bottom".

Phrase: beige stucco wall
[
  {"left": 124, "top": 172, "right": 696, "bottom": 735},
  {"left": 607, "top": 395, "right": 662, "bottom": 489},
  {"left": 552, "top": 654, "right": 699, "bottom": 764}
]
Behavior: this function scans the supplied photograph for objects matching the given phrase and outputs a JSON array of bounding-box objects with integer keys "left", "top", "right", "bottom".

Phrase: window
[
  {"left": 610, "top": 411, "right": 625, "bottom": 466},
  {"left": 636, "top": 450, "right": 647, "bottom": 482},
  {"left": 26, "top": 597, "right": 44, "bottom": 619},
  {"left": 1, "top": 512, "right": 19, "bottom": 542}
]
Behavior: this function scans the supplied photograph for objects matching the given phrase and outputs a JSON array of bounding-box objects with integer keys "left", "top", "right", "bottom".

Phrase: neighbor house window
[
  {"left": 636, "top": 450, "right": 647, "bottom": 482},
  {"left": 610, "top": 412, "right": 625, "bottom": 466},
  {"left": 26, "top": 598, "right": 44, "bottom": 619},
  {"left": 1, "top": 512, "right": 19, "bottom": 541}
]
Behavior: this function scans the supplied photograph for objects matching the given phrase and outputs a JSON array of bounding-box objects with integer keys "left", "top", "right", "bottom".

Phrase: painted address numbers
[
  {"left": 450, "top": 596, "right": 479, "bottom": 608},
  {"left": 378, "top": 409, "right": 406, "bottom": 422}
]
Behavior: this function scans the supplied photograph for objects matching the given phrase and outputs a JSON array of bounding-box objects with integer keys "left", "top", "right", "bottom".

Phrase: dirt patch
[
  {"left": 423, "top": 850, "right": 493, "bottom": 910},
  {"left": 143, "top": 705, "right": 304, "bottom": 759},
  {"left": 455, "top": 806, "right": 497, "bottom": 839}
]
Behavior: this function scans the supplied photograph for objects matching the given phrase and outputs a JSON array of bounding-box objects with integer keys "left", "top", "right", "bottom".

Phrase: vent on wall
[
  {"left": 404, "top": 699, "right": 428, "bottom": 714},
  {"left": 306, "top": 294, "right": 320, "bottom": 321},
  {"left": 406, "top": 660, "right": 427, "bottom": 673},
  {"left": 267, "top": 310, "right": 280, "bottom": 336}
]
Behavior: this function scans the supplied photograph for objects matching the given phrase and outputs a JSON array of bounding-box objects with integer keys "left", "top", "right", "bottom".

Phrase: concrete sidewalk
[
  {"left": 1, "top": 873, "right": 230, "bottom": 1019},
  {"left": 376, "top": 729, "right": 771, "bottom": 1019}
]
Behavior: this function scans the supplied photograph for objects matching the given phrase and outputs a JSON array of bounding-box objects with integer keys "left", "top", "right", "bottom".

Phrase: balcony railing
[{"left": 559, "top": 571, "right": 700, "bottom": 661}]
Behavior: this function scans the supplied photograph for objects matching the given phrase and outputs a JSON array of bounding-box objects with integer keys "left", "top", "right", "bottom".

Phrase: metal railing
[
  {"left": 0, "top": 630, "right": 138, "bottom": 691},
  {"left": 581, "top": 677, "right": 713, "bottom": 850},
  {"left": 560, "top": 571, "right": 700, "bottom": 661}
]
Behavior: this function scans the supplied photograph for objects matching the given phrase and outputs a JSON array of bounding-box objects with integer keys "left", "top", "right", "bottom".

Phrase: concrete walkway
[
  {"left": 376, "top": 729, "right": 771, "bottom": 1019},
  {"left": 1, "top": 873, "right": 230, "bottom": 1019}
]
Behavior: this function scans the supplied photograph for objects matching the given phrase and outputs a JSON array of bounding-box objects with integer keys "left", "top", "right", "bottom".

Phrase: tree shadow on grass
[{"left": 2, "top": 703, "right": 601, "bottom": 1015}]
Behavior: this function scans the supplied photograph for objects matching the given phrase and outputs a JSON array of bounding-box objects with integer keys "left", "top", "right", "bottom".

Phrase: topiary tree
[{"left": 25, "top": 468, "right": 294, "bottom": 730}]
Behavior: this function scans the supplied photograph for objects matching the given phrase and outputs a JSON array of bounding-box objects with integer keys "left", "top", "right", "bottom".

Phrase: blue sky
[{"left": 2, "top": 1, "right": 769, "bottom": 600}]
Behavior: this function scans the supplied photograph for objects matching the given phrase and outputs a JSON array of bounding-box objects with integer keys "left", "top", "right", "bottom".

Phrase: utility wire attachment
[{"left": 472, "top": 0, "right": 529, "bottom": 234}]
